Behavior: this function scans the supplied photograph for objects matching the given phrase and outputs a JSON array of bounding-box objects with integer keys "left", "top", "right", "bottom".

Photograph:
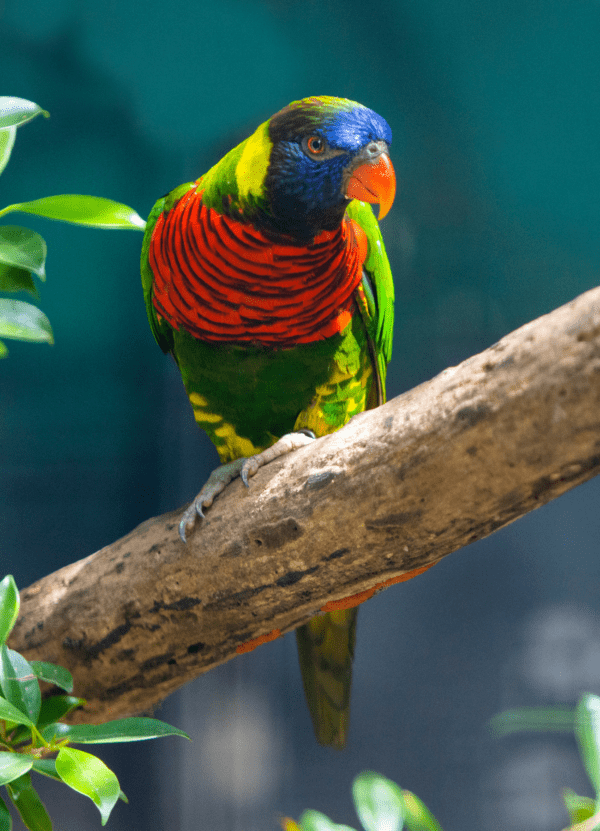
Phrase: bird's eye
[{"left": 306, "top": 135, "right": 326, "bottom": 155}]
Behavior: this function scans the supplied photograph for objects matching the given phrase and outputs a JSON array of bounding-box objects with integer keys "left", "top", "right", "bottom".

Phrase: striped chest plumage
[{"left": 148, "top": 185, "right": 367, "bottom": 348}]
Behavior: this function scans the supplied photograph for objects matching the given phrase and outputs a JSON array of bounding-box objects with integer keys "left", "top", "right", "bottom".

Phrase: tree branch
[{"left": 9, "top": 286, "right": 600, "bottom": 722}]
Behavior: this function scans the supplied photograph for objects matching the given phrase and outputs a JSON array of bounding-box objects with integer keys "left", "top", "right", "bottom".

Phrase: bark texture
[{"left": 9, "top": 286, "right": 600, "bottom": 722}]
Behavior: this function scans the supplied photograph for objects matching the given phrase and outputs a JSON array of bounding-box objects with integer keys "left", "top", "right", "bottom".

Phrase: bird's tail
[{"left": 295, "top": 608, "right": 357, "bottom": 749}]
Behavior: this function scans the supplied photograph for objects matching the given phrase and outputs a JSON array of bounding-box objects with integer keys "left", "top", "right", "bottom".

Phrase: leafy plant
[
  {"left": 282, "top": 770, "right": 442, "bottom": 831},
  {"left": 0, "top": 575, "right": 189, "bottom": 830},
  {"left": 0, "top": 96, "right": 145, "bottom": 357},
  {"left": 491, "top": 693, "right": 600, "bottom": 829}
]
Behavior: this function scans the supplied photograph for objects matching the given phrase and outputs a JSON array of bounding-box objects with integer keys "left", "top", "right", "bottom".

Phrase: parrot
[{"left": 141, "top": 95, "right": 396, "bottom": 749}]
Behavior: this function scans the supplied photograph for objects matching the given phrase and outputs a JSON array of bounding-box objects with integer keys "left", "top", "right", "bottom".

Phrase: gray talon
[
  {"left": 240, "top": 465, "right": 252, "bottom": 488},
  {"left": 297, "top": 429, "right": 316, "bottom": 439}
]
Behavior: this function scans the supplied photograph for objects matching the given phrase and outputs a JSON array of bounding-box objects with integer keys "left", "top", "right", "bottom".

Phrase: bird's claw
[
  {"left": 178, "top": 432, "right": 316, "bottom": 543},
  {"left": 295, "top": 429, "right": 316, "bottom": 440},
  {"left": 240, "top": 456, "right": 259, "bottom": 487},
  {"left": 178, "top": 458, "right": 246, "bottom": 543},
  {"left": 239, "top": 430, "right": 316, "bottom": 488},
  {"left": 178, "top": 511, "right": 193, "bottom": 544}
]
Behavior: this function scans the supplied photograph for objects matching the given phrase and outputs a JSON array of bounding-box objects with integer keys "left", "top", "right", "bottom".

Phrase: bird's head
[
  {"left": 264, "top": 96, "right": 395, "bottom": 240},
  {"left": 204, "top": 96, "right": 396, "bottom": 242}
]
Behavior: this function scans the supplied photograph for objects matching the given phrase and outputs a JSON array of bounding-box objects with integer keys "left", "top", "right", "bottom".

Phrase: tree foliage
[
  {"left": 0, "top": 96, "right": 144, "bottom": 357},
  {"left": 0, "top": 575, "right": 188, "bottom": 830}
]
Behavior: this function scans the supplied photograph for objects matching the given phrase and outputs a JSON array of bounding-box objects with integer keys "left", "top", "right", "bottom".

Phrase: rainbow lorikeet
[{"left": 141, "top": 95, "right": 396, "bottom": 748}]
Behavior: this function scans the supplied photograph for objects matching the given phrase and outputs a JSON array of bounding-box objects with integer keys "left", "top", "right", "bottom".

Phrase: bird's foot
[
  {"left": 178, "top": 431, "right": 316, "bottom": 543},
  {"left": 240, "top": 429, "right": 316, "bottom": 487},
  {"left": 179, "top": 458, "right": 245, "bottom": 543}
]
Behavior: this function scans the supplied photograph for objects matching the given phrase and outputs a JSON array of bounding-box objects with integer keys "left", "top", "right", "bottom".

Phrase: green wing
[{"left": 346, "top": 199, "right": 395, "bottom": 403}]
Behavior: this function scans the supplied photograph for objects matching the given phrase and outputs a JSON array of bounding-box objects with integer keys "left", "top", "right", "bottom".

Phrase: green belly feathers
[{"left": 171, "top": 312, "right": 374, "bottom": 463}]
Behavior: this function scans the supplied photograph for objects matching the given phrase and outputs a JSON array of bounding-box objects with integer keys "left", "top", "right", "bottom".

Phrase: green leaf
[
  {"left": 29, "top": 663, "right": 73, "bottom": 694},
  {"left": 0, "top": 195, "right": 145, "bottom": 230},
  {"left": 489, "top": 705, "right": 575, "bottom": 738},
  {"left": 0, "top": 696, "right": 34, "bottom": 728},
  {"left": 575, "top": 694, "right": 600, "bottom": 793},
  {"left": 0, "top": 577, "right": 19, "bottom": 645},
  {"left": 0, "top": 794, "right": 10, "bottom": 831},
  {"left": 0, "top": 340, "right": 7, "bottom": 358},
  {"left": 36, "top": 696, "right": 84, "bottom": 730},
  {"left": 352, "top": 772, "right": 404, "bottom": 831},
  {"left": 298, "top": 810, "right": 356, "bottom": 831},
  {"left": 401, "top": 791, "right": 443, "bottom": 831},
  {"left": 32, "top": 761, "right": 130, "bottom": 803},
  {"left": 6, "top": 773, "right": 52, "bottom": 831},
  {"left": 0, "top": 299, "right": 53, "bottom": 344},
  {"left": 0, "top": 227, "right": 46, "bottom": 280},
  {"left": 0, "top": 99, "right": 49, "bottom": 130},
  {"left": 34, "top": 759, "right": 119, "bottom": 792},
  {"left": 32, "top": 762, "right": 127, "bottom": 804},
  {"left": 562, "top": 787, "right": 597, "bottom": 825},
  {"left": 0, "top": 647, "right": 41, "bottom": 725},
  {"left": 0, "top": 127, "right": 16, "bottom": 176},
  {"left": 41, "top": 716, "right": 189, "bottom": 745},
  {"left": 0, "top": 754, "right": 33, "bottom": 786},
  {"left": 55, "top": 747, "right": 121, "bottom": 826},
  {"left": 0, "top": 263, "right": 38, "bottom": 296}
]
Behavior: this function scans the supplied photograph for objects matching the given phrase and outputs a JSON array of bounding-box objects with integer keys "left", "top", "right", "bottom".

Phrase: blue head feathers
[{"left": 264, "top": 96, "right": 393, "bottom": 240}]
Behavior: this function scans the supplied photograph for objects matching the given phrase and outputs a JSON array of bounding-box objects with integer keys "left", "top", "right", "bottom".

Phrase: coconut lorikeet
[{"left": 141, "top": 96, "right": 396, "bottom": 748}]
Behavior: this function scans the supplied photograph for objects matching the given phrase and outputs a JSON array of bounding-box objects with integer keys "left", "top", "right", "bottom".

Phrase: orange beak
[{"left": 345, "top": 152, "right": 396, "bottom": 220}]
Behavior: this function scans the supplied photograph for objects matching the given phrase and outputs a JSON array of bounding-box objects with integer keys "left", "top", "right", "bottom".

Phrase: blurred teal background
[{"left": 1, "top": 1, "right": 600, "bottom": 829}]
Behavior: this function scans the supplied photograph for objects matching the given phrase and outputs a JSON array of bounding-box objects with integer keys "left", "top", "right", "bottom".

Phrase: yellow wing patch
[
  {"left": 188, "top": 391, "right": 267, "bottom": 461},
  {"left": 188, "top": 393, "right": 222, "bottom": 423},
  {"left": 212, "top": 425, "right": 264, "bottom": 460}
]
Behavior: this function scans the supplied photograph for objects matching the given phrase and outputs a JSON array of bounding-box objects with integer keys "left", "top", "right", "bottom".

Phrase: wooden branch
[{"left": 9, "top": 286, "right": 600, "bottom": 723}]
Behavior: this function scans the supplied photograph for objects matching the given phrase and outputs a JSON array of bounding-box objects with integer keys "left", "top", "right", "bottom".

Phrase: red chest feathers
[{"left": 148, "top": 186, "right": 367, "bottom": 346}]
